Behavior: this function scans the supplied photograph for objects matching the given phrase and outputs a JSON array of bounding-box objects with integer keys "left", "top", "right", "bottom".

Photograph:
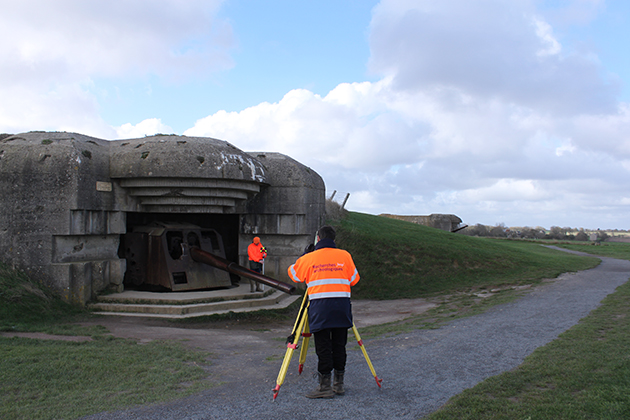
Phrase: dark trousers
[
  {"left": 313, "top": 328, "right": 348, "bottom": 375},
  {"left": 248, "top": 261, "right": 262, "bottom": 273}
]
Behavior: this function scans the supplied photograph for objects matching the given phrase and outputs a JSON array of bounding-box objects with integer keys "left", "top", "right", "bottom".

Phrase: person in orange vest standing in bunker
[
  {"left": 247, "top": 236, "right": 267, "bottom": 292},
  {"left": 287, "top": 225, "right": 360, "bottom": 398}
]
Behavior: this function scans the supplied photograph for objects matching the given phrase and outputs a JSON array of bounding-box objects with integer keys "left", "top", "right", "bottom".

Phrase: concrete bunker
[
  {"left": 0, "top": 132, "right": 325, "bottom": 305},
  {"left": 380, "top": 213, "right": 465, "bottom": 232}
]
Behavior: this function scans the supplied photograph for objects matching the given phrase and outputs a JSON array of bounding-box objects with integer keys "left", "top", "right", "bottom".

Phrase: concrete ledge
[
  {"left": 87, "top": 287, "right": 301, "bottom": 319},
  {"left": 94, "top": 286, "right": 271, "bottom": 305}
]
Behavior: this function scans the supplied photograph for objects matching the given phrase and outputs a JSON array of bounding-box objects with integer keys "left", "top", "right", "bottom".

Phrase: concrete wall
[
  {"left": 0, "top": 132, "right": 125, "bottom": 304},
  {"left": 0, "top": 132, "right": 325, "bottom": 304},
  {"left": 239, "top": 152, "right": 325, "bottom": 282}
]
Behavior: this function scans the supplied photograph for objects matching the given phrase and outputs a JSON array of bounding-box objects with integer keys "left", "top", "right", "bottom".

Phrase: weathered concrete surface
[
  {"left": 240, "top": 152, "right": 325, "bottom": 280},
  {"left": 0, "top": 132, "right": 324, "bottom": 305},
  {"left": 0, "top": 132, "right": 125, "bottom": 303},
  {"left": 110, "top": 136, "right": 268, "bottom": 214},
  {"left": 110, "top": 136, "right": 267, "bottom": 182}
]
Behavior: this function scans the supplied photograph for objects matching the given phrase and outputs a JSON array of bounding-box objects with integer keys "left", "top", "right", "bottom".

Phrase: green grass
[
  {"left": 554, "top": 241, "right": 630, "bottom": 261},
  {"left": 0, "top": 336, "right": 213, "bottom": 420},
  {"left": 425, "top": 279, "right": 630, "bottom": 420},
  {"left": 0, "top": 261, "right": 217, "bottom": 419},
  {"left": 334, "top": 212, "right": 599, "bottom": 299},
  {"left": 0, "top": 262, "right": 86, "bottom": 331}
]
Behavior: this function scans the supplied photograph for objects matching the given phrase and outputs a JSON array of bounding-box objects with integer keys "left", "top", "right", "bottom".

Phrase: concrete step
[{"left": 88, "top": 285, "right": 301, "bottom": 319}]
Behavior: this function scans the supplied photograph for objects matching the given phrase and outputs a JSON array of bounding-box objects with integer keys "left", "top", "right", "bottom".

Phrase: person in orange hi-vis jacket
[
  {"left": 247, "top": 237, "right": 267, "bottom": 292},
  {"left": 287, "top": 225, "right": 360, "bottom": 399}
]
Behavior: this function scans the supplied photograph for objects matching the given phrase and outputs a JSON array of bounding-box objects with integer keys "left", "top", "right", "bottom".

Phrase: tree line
[{"left": 458, "top": 224, "right": 627, "bottom": 241}]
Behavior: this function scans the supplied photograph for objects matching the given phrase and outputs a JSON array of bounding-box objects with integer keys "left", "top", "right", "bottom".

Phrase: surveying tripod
[{"left": 272, "top": 293, "right": 382, "bottom": 400}]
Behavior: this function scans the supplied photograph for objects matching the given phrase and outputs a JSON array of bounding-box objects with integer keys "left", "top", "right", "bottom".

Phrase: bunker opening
[
  {"left": 118, "top": 212, "right": 296, "bottom": 295},
  {"left": 120, "top": 212, "right": 239, "bottom": 292}
]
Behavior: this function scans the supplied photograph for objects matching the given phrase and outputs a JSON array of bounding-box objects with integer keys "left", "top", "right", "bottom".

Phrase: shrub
[{"left": 325, "top": 198, "right": 348, "bottom": 222}]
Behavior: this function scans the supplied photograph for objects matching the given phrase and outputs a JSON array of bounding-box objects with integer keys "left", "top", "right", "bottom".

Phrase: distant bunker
[
  {"left": 380, "top": 214, "right": 464, "bottom": 232},
  {"left": 0, "top": 132, "right": 325, "bottom": 305}
]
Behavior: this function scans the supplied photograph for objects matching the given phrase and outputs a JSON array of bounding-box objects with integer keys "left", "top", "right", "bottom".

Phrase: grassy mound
[{"left": 333, "top": 212, "right": 599, "bottom": 299}]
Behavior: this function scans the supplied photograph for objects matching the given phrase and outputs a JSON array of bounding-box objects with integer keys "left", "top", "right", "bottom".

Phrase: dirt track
[
  {"left": 75, "top": 297, "right": 439, "bottom": 353},
  {"left": 1, "top": 296, "right": 438, "bottom": 344}
]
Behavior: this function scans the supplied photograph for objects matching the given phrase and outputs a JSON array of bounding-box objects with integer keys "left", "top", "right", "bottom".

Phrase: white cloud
[
  {"left": 457, "top": 179, "right": 550, "bottom": 203},
  {"left": 0, "top": 83, "right": 115, "bottom": 137},
  {"left": 367, "top": 0, "right": 619, "bottom": 115},
  {"left": 185, "top": 81, "right": 430, "bottom": 171},
  {"left": 115, "top": 118, "right": 174, "bottom": 139},
  {"left": 570, "top": 104, "right": 630, "bottom": 156},
  {"left": 555, "top": 140, "right": 576, "bottom": 156},
  {"left": 0, "top": 0, "right": 231, "bottom": 83},
  {"left": 0, "top": 0, "right": 232, "bottom": 136},
  {"left": 532, "top": 17, "right": 562, "bottom": 57}
]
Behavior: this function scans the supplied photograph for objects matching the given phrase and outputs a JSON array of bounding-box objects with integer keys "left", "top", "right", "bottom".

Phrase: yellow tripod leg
[
  {"left": 295, "top": 294, "right": 310, "bottom": 375},
  {"left": 290, "top": 294, "right": 309, "bottom": 334},
  {"left": 298, "top": 321, "right": 311, "bottom": 374},
  {"left": 352, "top": 324, "right": 382, "bottom": 388},
  {"left": 273, "top": 294, "right": 309, "bottom": 400}
]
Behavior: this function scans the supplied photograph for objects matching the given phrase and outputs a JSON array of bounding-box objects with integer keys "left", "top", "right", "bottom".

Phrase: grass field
[
  {"left": 555, "top": 241, "right": 630, "bottom": 261},
  {"left": 0, "top": 262, "right": 217, "bottom": 420},
  {"left": 0, "top": 337, "right": 212, "bottom": 419},
  {"left": 0, "top": 211, "right": 620, "bottom": 419}
]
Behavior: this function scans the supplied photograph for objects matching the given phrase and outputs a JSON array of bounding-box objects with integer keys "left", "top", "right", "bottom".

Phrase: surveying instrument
[{"left": 272, "top": 293, "right": 383, "bottom": 400}]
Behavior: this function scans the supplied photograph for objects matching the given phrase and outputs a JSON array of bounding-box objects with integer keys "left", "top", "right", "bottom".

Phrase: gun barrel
[{"left": 189, "top": 246, "right": 296, "bottom": 295}]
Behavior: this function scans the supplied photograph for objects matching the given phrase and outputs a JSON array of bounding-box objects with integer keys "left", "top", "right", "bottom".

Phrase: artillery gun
[{"left": 121, "top": 222, "right": 295, "bottom": 294}]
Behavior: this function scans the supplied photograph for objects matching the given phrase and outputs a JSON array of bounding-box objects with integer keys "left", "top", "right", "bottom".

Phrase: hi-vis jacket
[
  {"left": 288, "top": 245, "right": 360, "bottom": 300},
  {"left": 288, "top": 239, "right": 359, "bottom": 332},
  {"left": 248, "top": 242, "right": 267, "bottom": 263}
]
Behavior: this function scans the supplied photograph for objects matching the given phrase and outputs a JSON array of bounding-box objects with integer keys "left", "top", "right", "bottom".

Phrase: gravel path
[{"left": 83, "top": 250, "right": 630, "bottom": 420}]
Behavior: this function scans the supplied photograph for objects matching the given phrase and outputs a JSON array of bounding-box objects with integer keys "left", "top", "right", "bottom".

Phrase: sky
[{"left": 1, "top": 0, "right": 629, "bottom": 230}]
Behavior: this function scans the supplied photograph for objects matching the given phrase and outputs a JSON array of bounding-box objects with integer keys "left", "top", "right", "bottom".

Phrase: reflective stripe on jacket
[{"left": 288, "top": 247, "right": 359, "bottom": 300}]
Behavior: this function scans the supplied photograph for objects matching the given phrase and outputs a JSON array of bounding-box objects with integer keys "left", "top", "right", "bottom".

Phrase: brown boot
[
  {"left": 333, "top": 370, "right": 345, "bottom": 395},
  {"left": 305, "top": 373, "right": 334, "bottom": 399}
]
